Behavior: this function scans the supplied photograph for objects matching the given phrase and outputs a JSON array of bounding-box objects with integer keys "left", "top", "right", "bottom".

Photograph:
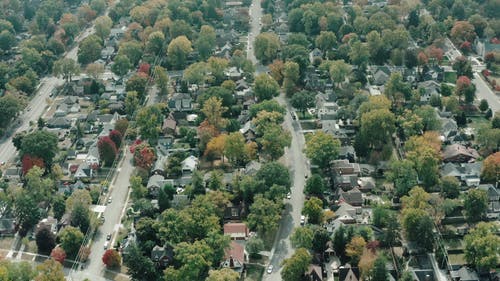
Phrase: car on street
[
  {"left": 300, "top": 215, "right": 305, "bottom": 225},
  {"left": 286, "top": 192, "right": 291, "bottom": 199},
  {"left": 267, "top": 265, "right": 273, "bottom": 274},
  {"left": 106, "top": 234, "right": 111, "bottom": 241},
  {"left": 108, "top": 197, "right": 112, "bottom": 204},
  {"left": 103, "top": 241, "right": 109, "bottom": 250}
]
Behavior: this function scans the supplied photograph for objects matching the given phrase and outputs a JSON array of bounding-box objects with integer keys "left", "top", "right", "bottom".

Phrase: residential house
[
  {"left": 442, "top": 144, "right": 480, "bottom": 163},
  {"left": 239, "top": 121, "right": 257, "bottom": 142},
  {"left": 168, "top": 93, "right": 193, "bottom": 111},
  {"left": 3, "top": 167, "right": 21, "bottom": 181},
  {"left": 332, "top": 159, "right": 361, "bottom": 176},
  {"left": 334, "top": 202, "right": 359, "bottom": 224},
  {"left": 74, "top": 163, "right": 94, "bottom": 180},
  {"left": 371, "top": 66, "right": 391, "bottom": 86},
  {"left": 224, "top": 66, "right": 243, "bottom": 80},
  {"left": 181, "top": 156, "right": 199, "bottom": 174},
  {"left": 418, "top": 80, "right": 440, "bottom": 103},
  {"left": 339, "top": 264, "right": 360, "bottom": 281},
  {"left": 338, "top": 187, "right": 363, "bottom": 206},
  {"left": 474, "top": 38, "right": 500, "bottom": 58},
  {"left": 36, "top": 217, "right": 58, "bottom": 235},
  {"left": 224, "top": 202, "right": 243, "bottom": 221},
  {"left": 46, "top": 117, "right": 71, "bottom": 129},
  {"left": 223, "top": 222, "right": 249, "bottom": 240},
  {"left": 307, "top": 264, "right": 324, "bottom": 281},
  {"left": 477, "top": 184, "right": 500, "bottom": 213},
  {"left": 338, "top": 146, "right": 357, "bottom": 162},
  {"left": 440, "top": 117, "right": 458, "bottom": 142},
  {"left": 101, "top": 46, "right": 115, "bottom": 61},
  {"left": 147, "top": 175, "right": 166, "bottom": 197},
  {"left": 220, "top": 241, "right": 245, "bottom": 276},
  {"left": 440, "top": 162, "right": 482, "bottom": 187},
  {"left": 54, "top": 103, "right": 69, "bottom": 117},
  {"left": 357, "top": 177, "right": 375, "bottom": 192},
  {"left": 85, "top": 143, "right": 100, "bottom": 166},
  {"left": 162, "top": 114, "right": 177, "bottom": 136},
  {"left": 321, "top": 121, "right": 350, "bottom": 146},
  {"left": 309, "top": 48, "right": 323, "bottom": 64},
  {"left": 244, "top": 161, "right": 261, "bottom": 176},
  {"left": 150, "top": 244, "right": 174, "bottom": 269},
  {"left": 152, "top": 156, "right": 167, "bottom": 176}
]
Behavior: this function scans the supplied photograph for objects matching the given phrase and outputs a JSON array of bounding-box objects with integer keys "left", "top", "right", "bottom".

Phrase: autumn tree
[
  {"left": 134, "top": 143, "right": 156, "bottom": 171},
  {"left": 304, "top": 131, "right": 341, "bottom": 170},
  {"left": 50, "top": 247, "right": 66, "bottom": 264},
  {"left": 346, "top": 236, "right": 366, "bottom": 265},
  {"left": 482, "top": 152, "right": 500, "bottom": 182},
  {"left": 98, "top": 136, "right": 117, "bottom": 167},
  {"left": 206, "top": 268, "right": 239, "bottom": 281},
  {"left": 109, "top": 130, "right": 122, "bottom": 149},
  {"left": 86, "top": 63, "right": 105, "bottom": 80},
  {"left": 303, "top": 197, "right": 324, "bottom": 225},
  {"left": 405, "top": 133, "right": 441, "bottom": 188},
  {"left": 450, "top": 21, "right": 476, "bottom": 44},
  {"left": 205, "top": 134, "right": 227, "bottom": 164},
  {"left": 360, "top": 108, "right": 396, "bottom": 150},
  {"left": 167, "top": 36, "right": 193, "bottom": 69},
  {"left": 254, "top": 73, "right": 280, "bottom": 101},
  {"left": 102, "top": 249, "right": 122, "bottom": 268},
  {"left": 202, "top": 96, "right": 227, "bottom": 130},
  {"left": 455, "top": 76, "right": 476, "bottom": 103},
  {"left": 281, "top": 248, "right": 311, "bottom": 281},
  {"left": 35, "top": 259, "right": 65, "bottom": 281}
]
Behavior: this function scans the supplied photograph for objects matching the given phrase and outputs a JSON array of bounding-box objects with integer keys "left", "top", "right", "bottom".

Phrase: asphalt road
[
  {"left": 473, "top": 73, "right": 500, "bottom": 115},
  {"left": 71, "top": 149, "right": 133, "bottom": 281},
  {"left": 247, "top": 0, "right": 262, "bottom": 65}
]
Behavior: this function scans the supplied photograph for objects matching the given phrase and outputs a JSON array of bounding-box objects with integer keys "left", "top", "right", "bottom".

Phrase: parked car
[
  {"left": 103, "top": 241, "right": 109, "bottom": 250},
  {"left": 286, "top": 192, "right": 291, "bottom": 199},
  {"left": 267, "top": 265, "right": 274, "bottom": 274},
  {"left": 300, "top": 215, "right": 305, "bottom": 225},
  {"left": 107, "top": 196, "right": 112, "bottom": 204},
  {"left": 106, "top": 234, "right": 111, "bottom": 241}
]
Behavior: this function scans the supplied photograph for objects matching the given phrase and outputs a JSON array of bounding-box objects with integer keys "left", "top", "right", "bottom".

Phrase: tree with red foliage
[
  {"left": 129, "top": 139, "right": 143, "bottom": 153},
  {"left": 455, "top": 76, "right": 476, "bottom": 104},
  {"left": 133, "top": 143, "right": 156, "bottom": 171},
  {"left": 98, "top": 136, "right": 117, "bottom": 167},
  {"left": 366, "top": 240, "right": 380, "bottom": 253},
  {"left": 484, "top": 52, "right": 495, "bottom": 67},
  {"left": 450, "top": 21, "right": 476, "bottom": 44},
  {"left": 50, "top": 247, "right": 66, "bottom": 264},
  {"left": 21, "top": 154, "right": 45, "bottom": 175},
  {"left": 459, "top": 41, "right": 472, "bottom": 54},
  {"left": 102, "top": 249, "right": 121, "bottom": 268},
  {"left": 426, "top": 46, "right": 444, "bottom": 65},
  {"left": 109, "top": 130, "right": 123, "bottom": 149},
  {"left": 138, "top": 63, "right": 150, "bottom": 75}
]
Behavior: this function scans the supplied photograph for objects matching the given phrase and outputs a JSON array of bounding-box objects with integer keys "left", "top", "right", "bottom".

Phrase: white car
[
  {"left": 300, "top": 215, "right": 305, "bottom": 225},
  {"left": 286, "top": 192, "right": 291, "bottom": 199},
  {"left": 107, "top": 197, "right": 112, "bottom": 204},
  {"left": 103, "top": 241, "right": 109, "bottom": 250},
  {"left": 267, "top": 265, "right": 274, "bottom": 274}
]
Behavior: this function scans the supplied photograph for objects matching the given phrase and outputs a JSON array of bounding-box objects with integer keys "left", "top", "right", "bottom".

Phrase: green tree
[
  {"left": 329, "top": 59, "right": 351, "bottom": 88},
  {"left": 25, "top": 166, "right": 54, "bottom": 203},
  {"left": 304, "top": 131, "right": 341, "bottom": 170},
  {"left": 167, "top": 36, "right": 193, "bottom": 69},
  {"left": 386, "top": 159, "right": 418, "bottom": 197},
  {"left": 254, "top": 73, "right": 280, "bottom": 101},
  {"left": 372, "top": 256, "right": 388, "bottom": 281},
  {"left": 136, "top": 104, "right": 164, "bottom": 143},
  {"left": 94, "top": 15, "right": 112, "bottom": 40},
  {"left": 224, "top": 132, "right": 247, "bottom": 166},
  {"left": 59, "top": 226, "right": 84, "bottom": 258},
  {"left": 304, "top": 174, "right": 325, "bottom": 197},
  {"left": 281, "top": 248, "right": 311, "bottom": 281},
  {"left": 0, "top": 30, "right": 15, "bottom": 52},
  {"left": 112, "top": 55, "right": 132, "bottom": 77},
  {"left": 302, "top": 197, "right": 323, "bottom": 225},
  {"left": 78, "top": 35, "right": 102, "bottom": 64},
  {"left": 291, "top": 227, "right": 314, "bottom": 249},
  {"left": 206, "top": 268, "right": 239, "bottom": 281},
  {"left": 283, "top": 61, "right": 300, "bottom": 96},
  {"left": 440, "top": 176, "right": 461, "bottom": 199},
  {"left": 348, "top": 41, "right": 369, "bottom": 69},
  {"left": 35, "top": 259, "right": 65, "bottom": 281},
  {"left": 35, "top": 226, "right": 56, "bottom": 255},
  {"left": 464, "top": 189, "right": 488, "bottom": 222},
  {"left": 290, "top": 91, "right": 315, "bottom": 116},
  {"left": 201, "top": 96, "right": 227, "bottom": 130},
  {"left": 118, "top": 41, "right": 143, "bottom": 66},
  {"left": 360, "top": 108, "right": 395, "bottom": 150},
  {"left": 246, "top": 237, "right": 265, "bottom": 258},
  {"left": 196, "top": 25, "right": 216, "bottom": 60},
  {"left": 254, "top": 32, "right": 281, "bottom": 64},
  {"left": 249, "top": 100, "right": 286, "bottom": 118},
  {"left": 464, "top": 222, "right": 500, "bottom": 270},
  {"left": 0, "top": 94, "right": 23, "bottom": 128},
  {"left": 146, "top": 31, "right": 165, "bottom": 56},
  {"left": 401, "top": 208, "right": 434, "bottom": 251},
  {"left": 258, "top": 124, "right": 291, "bottom": 160},
  {"left": 315, "top": 31, "right": 336, "bottom": 53},
  {"left": 256, "top": 161, "right": 291, "bottom": 189},
  {"left": 19, "top": 130, "right": 58, "bottom": 167},
  {"left": 247, "top": 195, "right": 282, "bottom": 237},
  {"left": 154, "top": 66, "right": 169, "bottom": 96},
  {"left": 70, "top": 203, "right": 90, "bottom": 233},
  {"left": 346, "top": 236, "right": 366, "bottom": 265},
  {"left": 124, "top": 245, "right": 159, "bottom": 281}
]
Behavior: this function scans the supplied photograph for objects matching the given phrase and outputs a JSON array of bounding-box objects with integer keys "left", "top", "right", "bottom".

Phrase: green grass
[
  {"left": 444, "top": 72, "right": 457, "bottom": 83},
  {"left": 245, "top": 264, "right": 265, "bottom": 281},
  {"left": 448, "top": 254, "right": 466, "bottom": 265},
  {"left": 468, "top": 116, "right": 490, "bottom": 130}
]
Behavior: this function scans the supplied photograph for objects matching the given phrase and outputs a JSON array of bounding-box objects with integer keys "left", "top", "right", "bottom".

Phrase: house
[
  {"left": 451, "top": 267, "right": 480, "bottom": 281},
  {"left": 181, "top": 156, "right": 199, "bottom": 174},
  {"left": 371, "top": 66, "right": 391, "bottom": 86},
  {"left": 74, "top": 163, "right": 94, "bottom": 179},
  {"left": 168, "top": 93, "right": 192, "bottom": 111},
  {"left": 440, "top": 162, "right": 482, "bottom": 187},
  {"left": 332, "top": 160, "right": 361, "bottom": 175},
  {"left": 220, "top": 241, "right": 245, "bottom": 275},
  {"left": 338, "top": 146, "right": 357, "bottom": 162},
  {"left": 85, "top": 143, "right": 100, "bottom": 165},
  {"left": 418, "top": 80, "right": 440, "bottom": 103},
  {"left": 2, "top": 167, "right": 21, "bottom": 181},
  {"left": 152, "top": 156, "right": 167, "bottom": 176},
  {"left": 37, "top": 217, "right": 58, "bottom": 235},
  {"left": 477, "top": 184, "right": 500, "bottom": 213},
  {"left": 357, "top": 177, "right": 375, "bottom": 192},
  {"left": 46, "top": 117, "right": 71, "bottom": 129},
  {"left": 224, "top": 202, "right": 243, "bottom": 221},
  {"left": 338, "top": 187, "right": 363, "bottom": 206},
  {"left": 224, "top": 66, "right": 243, "bottom": 80},
  {"left": 0, "top": 217, "right": 15, "bottom": 235},
  {"left": 309, "top": 48, "right": 323, "bottom": 64},
  {"left": 307, "top": 264, "right": 324, "bottom": 281},
  {"left": 150, "top": 244, "right": 174, "bottom": 269},
  {"left": 475, "top": 38, "right": 500, "bottom": 58},
  {"left": 239, "top": 121, "right": 257, "bottom": 141},
  {"left": 54, "top": 103, "right": 69, "bottom": 117},
  {"left": 244, "top": 161, "right": 261, "bottom": 176},
  {"left": 440, "top": 117, "right": 458, "bottom": 141},
  {"left": 224, "top": 223, "right": 249, "bottom": 240},
  {"left": 334, "top": 202, "right": 359, "bottom": 224},
  {"left": 147, "top": 174, "right": 166, "bottom": 197},
  {"left": 101, "top": 46, "right": 115, "bottom": 61},
  {"left": 162, "top": 115, "right": 177, "bottom": 136},
  {"left": 339, "top": 264, "right": 360, "bottom": 281},
  {"left": 442, "top": 144, "right": 480, "bottom": 163}
]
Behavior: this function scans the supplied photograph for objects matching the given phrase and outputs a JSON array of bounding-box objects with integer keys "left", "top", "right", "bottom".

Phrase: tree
[
  {"left": 304, "top": 174, "right": 325, "bottom": 196},
  {"left": 346, "top": 236, "right": 366, "bottom": 265},
  {"left": 247, "top": 195, "right": 282, "bottom": 237},
  {"left": 19, "top": 130, "right": 58, "bottom": 167},
  {"left": 118, "top": 41, "right": 143, "bottom": 66},
  {"left": 50, "top": 247, "right": 66, "bottom": 264},
  {"left": 254, "top": 32, "right": 281, "bottom": 64},
  {"left": 450, "top": 21, "right": 476, "bottom": 44},
  {"left": 290, "top": 91, "right": 315, "bottom": 116},
  {"left": 35, "top": 259, "right": 65, "bottom": 281},
  {"left": 281, "top": 248, "right": 311, "bottom": 281},
  {"left": 482, "top": 152, "right": 500, "bottom": 182},
  {"left": 94, "top": 15, "right": 112, "bottom": 40},
  {"left": 283, "top": 61, "right": 300, "bottom": 95},
  {"left": 223, "top": 132, "right": 247, "bottom": 166},
  {"left": 304, "top": 131, "right": 341, "bottom": 170},
  {"left": 124, "top": 245, "right": 159, "bottom": 281},
  {"left": 256, "top": 161, "right": 291, "bottom": 189},
  {"left": 249, "top": 100, "right": 286, "bottom": 118},
  {"left": 453, "top": 56, "right": 473, "bottom": 78},
  {"left": 246, "top": 237, "right": 265, "bottom": 258},
  {"left": 0, "top": 94, "right": 23, "bottom": 128},
  {"left": 71, "top": 203, "right": 90, "bottom": 233},
  {"left": 66, "top": 189, "right": 92, "bottom": 214},
  {"left": 302, "top": 197, "right": 323, "bottom": 225},
  {"left": 36, "top": 226, "right": 56, "bottom": 255},
  {"left": 109, "top": 130, "right": 122, "bottom": 148},
  {"left": 205, "top": 135, "right": 227, "bottom": 164},
  {"left": 440, "top": 176, "right": 461, "bottom": 199},
  {"left": 135, "top": 104, "right": 163, "bottom": 143},
  {"left": 78, "top": 35, "right": 102, "bottom": 64},
  {"left": 24, "top": 166, "right": 53, "bottom": 202},
  {"left": 464, "top": 222, "right": 500, "bottom": 270},
  {"left": 405, "top": 133, "right": 441, "bottom": 189},
  {"left": 134, "top": 143, "right": 156, "bottom": 171},
  {"left": 372, "top": 256, "right": 388, "bottom": 281},
  {"left": 167, "top": 36, "right": 193, "bottom": 69},
  {"left": 291, "top": 227, "right": 314, "bottom": 249},
  {"left": 464, "top": 189, "right": 488, "bottom": 222},
  {"left": 329, "top": 59, "right": 351, "bottom": 88},
  {"left": 358, "top": 248, "right": 376, "bottom": 280},
  {"left": 52, "top": 195, "right": 66, "bottom": 220},
  {"left": 154, "top": 66, "right": 169, "bottom": 96},
  {"left": 455, "top": 76, "right": 476, "bottom": 103},
  {"left": 202, "top": 96, "right": 227, "bottom": 130},
  {"left": 86, "top": 63, "right": 105, "bottom": 80},
  {"left": 315, "top": 31, "right": 336, "bottom": 53},
  {"left": 348, "top": 41, "right": 369, "bottom": 69},
  {"left": 13, "top": 193, "right": 41, "bottom": 235},
  {"left": 59, "top": 226, "right": 84, "bottom": 258},
  {"left": 196, "top": 25, "right": 216, "bottom": 60},
  {"left": 254, "top": 73, "right": 280, "bottom": 101},
  {"left": 206, "top": 268, "right": 239, "bottom": 281},
  {"left": 479, "top": 99, "right": 489, "bottom": 112},
  {"left": 102, "top": 249, "right": 121, "bottom": 268},
  {"left": 259, "top": 124, "right": 291, "bottom": 160},
  {"left": 0, "top": 30, "right": 15, "bottom": 52},
  {"left": 98, "top": 136, "right": 117, "bottom": 167},
  {"left": 401, "top": 208, "right": 434, "bottom": 251},
  {"left": 112, "top": 55, "right": 132, "bottom": 77}
]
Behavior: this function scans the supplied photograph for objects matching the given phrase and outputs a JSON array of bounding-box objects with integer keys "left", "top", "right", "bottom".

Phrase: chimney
[{"left": 229, "top": 256, "right": 234, "bottom": 268}]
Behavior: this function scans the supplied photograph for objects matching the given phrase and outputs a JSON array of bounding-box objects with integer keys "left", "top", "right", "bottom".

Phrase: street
[
  {"left": 71, "top": 149, "right": 134, "bottom": 281},
  {"left": 473, "top": 73, "right": 500, "bottom": 114}
]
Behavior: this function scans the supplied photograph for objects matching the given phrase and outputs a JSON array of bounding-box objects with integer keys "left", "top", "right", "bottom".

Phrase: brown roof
[
  {"left": 223, "top": 223, "right": 248, "bottom": 235},
  {"left": 225, "top": 241, "right": 245, "bottom": 263}
]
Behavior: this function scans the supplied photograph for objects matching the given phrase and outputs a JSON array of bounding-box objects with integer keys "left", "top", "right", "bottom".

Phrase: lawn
[
  {"left": 444, "top": 72, "right": 457, "bottom": 83},
  {"left": 468, "top": 116, "right": 490, "bottom": 130},
  {"left": 245, "top": 264, "right": 265, "bottom": 281},
  {"left": 448, "top": 254, "right": 466, "bottom": 265},
  {"left": 300, "top": 120, "right": 317, "bottom": 130}
]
